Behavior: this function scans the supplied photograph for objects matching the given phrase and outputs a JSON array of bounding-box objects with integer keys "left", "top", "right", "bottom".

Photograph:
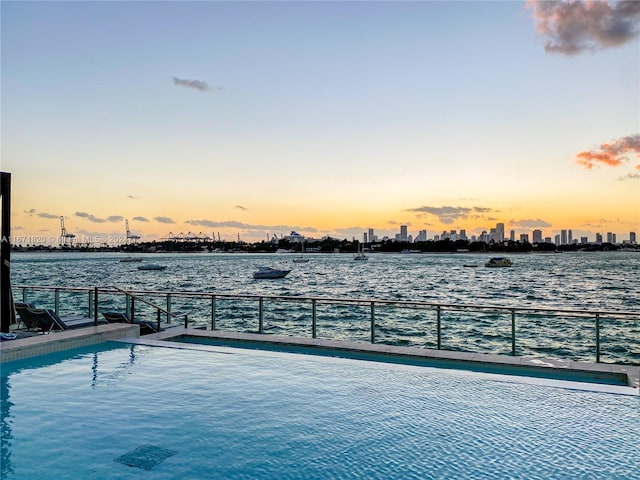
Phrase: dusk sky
[{"left": 2, "top": 0, "right": 639, "bottom": 245}]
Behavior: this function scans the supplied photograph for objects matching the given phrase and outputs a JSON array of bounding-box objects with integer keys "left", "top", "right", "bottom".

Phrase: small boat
[
  {"left": 120, "top": 257, "right": 142, "bottom": 263},
  {"left": 293, "top": 238, "right": 310, "bottom": 263},
  {"left": 253, "top": 266, "right": 291, "bottom": 279},
  {"left": 137, "top": 264, "right": 167, "bottom": 271},
  {"left": 485, "top": 257, "right": 513, "bottom": 268},
  {"left": 463, "top": 264, "right": 478, "bottom": 268},
  {"left": 354, "top": 241, "right": 368, "bottom": 261}
]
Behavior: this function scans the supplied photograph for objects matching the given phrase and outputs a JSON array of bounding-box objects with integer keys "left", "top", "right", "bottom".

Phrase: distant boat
[
  {"left": 485, "top": 257, "right": 513, "bottom": 268},
  {"left": 354, "top": 242, "right": 368, "bottom": 261},
  {"left": 293, "top": 238, "right": 310, "bottom": 263},
  {"left": 137, "top": 264, "right": 167, "bottom": 271},
  {"left": 253, "top": 266, "right": 291, "bottom": 279},
  {"left": 120, "top": 257, "right": 142, "bottom": 263}
]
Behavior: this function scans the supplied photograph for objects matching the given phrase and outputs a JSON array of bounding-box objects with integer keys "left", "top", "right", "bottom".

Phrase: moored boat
[
  {"left": 253, "top": 266, "right": 291, "bottom": 279},
  {"left": 137, "top": 264, "right": 167, "bottom": 271},
  {"left": 485, "top": 257, "right": 513, "bottom": 267}
]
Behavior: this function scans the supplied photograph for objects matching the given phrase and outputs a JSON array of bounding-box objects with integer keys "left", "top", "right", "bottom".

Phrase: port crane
[
  {"left": 60, "top": 216, "right": 76, "bottom": 246},
  {"left": 125, "top": 219, "right": 140, "bottom": 243}
]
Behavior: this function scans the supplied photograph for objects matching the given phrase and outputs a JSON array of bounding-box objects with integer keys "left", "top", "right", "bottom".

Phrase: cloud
[
  {"left": 510, "top": 218, "right": 553, "bottom": 228},
  {"left": 24, "top": 208, "right": 36, "bottom": 215},
  {"left": 235, "top": 205, "right": 248, "bottom": 211},
  {"left": 127, "top": 195, "right": 139, "bottom": 200},
  {"left": 407, "top": 205, "right": 495, "bottom": 224},
  {"left": 172, "top": 76, "right": 211, "bottom": 92},
  {"left": 575, "top": 134, "right": 640, "bottom": 169},
  {"left": 37, "top": 212, "right": 59, "bottom": 219},
  {"left": 527, "top": 0, "right": 640, "bottom": 55},
  {"left": 133, "top": 216, "right": 149, "bottom": 222},
  {"left": 620, "top": 172, "right": 640, "bottom": 180},
  {"left": 154, "top": 216, "right": 175, "bottom": 224},
  {"left": 75, "top": 211, "right": 120, "bottom": 223},
  {"left": 184, "top": 219, "right": 319, "bottom": 234}
]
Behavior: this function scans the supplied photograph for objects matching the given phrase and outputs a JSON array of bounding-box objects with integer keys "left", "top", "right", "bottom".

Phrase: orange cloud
[{"left": 575, "top": 134, "right": 640, "bottom": 170}]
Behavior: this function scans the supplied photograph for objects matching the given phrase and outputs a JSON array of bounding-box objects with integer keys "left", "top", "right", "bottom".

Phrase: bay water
[{"left": 10, "top": 251, "right": 640, "bottom": 364}]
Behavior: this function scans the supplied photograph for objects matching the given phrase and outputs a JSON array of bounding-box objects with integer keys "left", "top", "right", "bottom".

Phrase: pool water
[{"left": 1, "top": 342, "right": 639, "bottom": 479}]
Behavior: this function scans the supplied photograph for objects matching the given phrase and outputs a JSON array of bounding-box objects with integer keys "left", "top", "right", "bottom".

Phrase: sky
[{"left": 2, "top": 0, "right": 639, "bottom": 245}]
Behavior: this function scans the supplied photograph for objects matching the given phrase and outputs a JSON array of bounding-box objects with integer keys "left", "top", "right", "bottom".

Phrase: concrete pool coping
[
  {"left": 145, "top": 327, "right": 640, "bottom": 391},
  {"left": 0, "top": 323, "right": 139, "bottom": 362},
  {"left": 2, "top": 325, "right": 638, "bottom": 393}
]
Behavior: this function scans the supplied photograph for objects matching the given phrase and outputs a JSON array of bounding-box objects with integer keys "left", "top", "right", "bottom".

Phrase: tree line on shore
[{"left": 12, "top": 237, "right": 629, "bottom": 253}]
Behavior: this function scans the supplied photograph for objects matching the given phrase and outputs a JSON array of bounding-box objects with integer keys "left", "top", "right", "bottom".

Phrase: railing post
[
  {"left": 258, "top": 297, "right": 264, "bottom": 334},
  {"left": 436, "top": 306, "right": 442, "bottom": 349},
  {"left": 312, "top": 299, "right": 317, "bottom": 339},
  {"left": 54, "top": 288, "right": 60, "bottom": 315},
  {"left": 595, "top": 313, "right": 601, "bottom": 363},
  {"left": 211, "top": 295, "right": 216, "bottom": 331},
  {"left": 370, "top": 301, "right": 375, "bottom": 344},
  {"left": 511, "top": 309, "right": 516, "bottom": 356},
  {"left": 94, "top": 287, "right": 99, "bottom": 324},
  {"left": 22, "top": 287, "right": 27, "bottom": 303},
  {"left": 184, "top": 314, "right": 188, "bottom": 329},
  {"left": 88, "top": 290, "right": 93, "bottom": 319},
  {"left": 131, "top": 296, "right": 135, "bottom": 322},
  {"left": 166, "top": 294, "right": 172, "bottom": 323},
  {"left": 157, "top": 309, "right": 161, "bottom": 332}
]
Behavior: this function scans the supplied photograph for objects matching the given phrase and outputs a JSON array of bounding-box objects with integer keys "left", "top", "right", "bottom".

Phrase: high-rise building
[
  {"left": 561, "top": 229, "right": 567, "bottom": 245},
  {"left": 555, "top": 234, "right": 561, "bottom": 245},
  {"left": 520, "top": 233, "right": 529, "bottom": 243},
  {"left": 509, "top": 230, "right": 515, "bottom": 241},
  {"left": 580, "top": 237, "right": 588, "bottom": 244},
  {"left": 595, "top": 233, "right": 603, "bottom": 244},
  {"left": 459, "top": 229, "right": 467, "bottom": 241},
  {"left": 629, "top": 232, "right": 636, "bottom": 243},
  {"left": 415, "top": 230, "right": 427, "bottom": 242},
  {"left": 496, "top": 223, "right": 505, "bottom": 242},
  {"left": 606, "top": 232, "right": 614, "bottom": 243},
  {"left": 368, "top": 228, "right": 375, "bottom": 243},
  {"left": 400, "top": 225, "right": 408, "bottom": 242},
  {"left": 532, "top": 229, "right": 543, "bottom": 243},
  {"left": 568, "top": 229, "right": 573, "bottom": 245}
]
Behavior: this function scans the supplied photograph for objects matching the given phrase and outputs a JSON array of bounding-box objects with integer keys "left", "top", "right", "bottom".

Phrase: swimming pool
[{"left": 1, "top": 341, "right": 639, "bottom": 479}]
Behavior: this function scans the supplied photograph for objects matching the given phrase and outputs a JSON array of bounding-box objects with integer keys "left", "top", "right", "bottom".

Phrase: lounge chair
[
  {"left": 102, "top": 311, "right": 160, "bottom": 335},
  {"left": 14, "top": 302, "right": 37, "bottom": 330},
  {"left": 14, "top": 304, "right": 106, "bottom": 333}
]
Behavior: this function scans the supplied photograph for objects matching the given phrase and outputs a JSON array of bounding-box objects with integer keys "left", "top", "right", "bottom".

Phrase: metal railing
[{"left": 13, "top": 284, "right": 640, "bottom": 364}]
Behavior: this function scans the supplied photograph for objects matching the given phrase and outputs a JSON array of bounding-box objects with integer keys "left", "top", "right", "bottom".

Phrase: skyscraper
[
  {"left": 400, "top": 225, "right": 408, "bottom": 242},
  {"left": 496, "top": 223, "right": 505, "bottom": 242},
  {"left": 568, "top": 229, "right": 573, "bottom": 245},
  {"left": 630, "top": 232, "right": 636, "bottom": 243},
  {"left": 532, "top": 229, "right": 543, "bottom": 243},
  {"left": 561, "top": 230, "right": 567, "bottom": 245}
]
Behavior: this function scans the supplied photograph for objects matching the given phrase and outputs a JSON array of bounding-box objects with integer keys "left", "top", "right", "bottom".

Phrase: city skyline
[
  {"left": 2, "top": 1, "right": 639, "bottom": 244},
  {"left": 8, "top": 215, "right": 637, "bottom": 248}
]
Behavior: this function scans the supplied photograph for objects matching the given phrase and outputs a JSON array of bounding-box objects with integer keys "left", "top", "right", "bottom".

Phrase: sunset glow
[{"left": 2, "top": 1, "right": 639, "bottom": 245}]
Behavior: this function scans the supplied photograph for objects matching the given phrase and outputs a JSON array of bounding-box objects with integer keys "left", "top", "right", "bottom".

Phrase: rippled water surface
[
  {"left": 2, "top": 343, "right": 639, "bottom": 480},
  {"left": 10, "top": 251, "right": 640, "bottom": 363}
]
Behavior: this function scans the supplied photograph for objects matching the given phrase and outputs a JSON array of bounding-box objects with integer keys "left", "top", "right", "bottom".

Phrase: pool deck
[
  {"left": 0, "top": 323, "right": 139, "bottom": 362},
  {"left": 2, "top": 325, "right": 639, "bottom": 393}
]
